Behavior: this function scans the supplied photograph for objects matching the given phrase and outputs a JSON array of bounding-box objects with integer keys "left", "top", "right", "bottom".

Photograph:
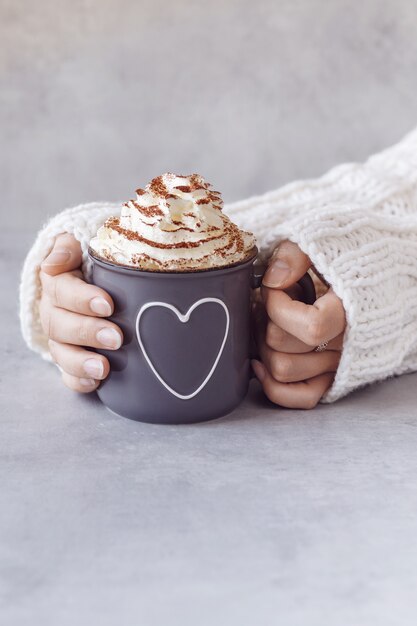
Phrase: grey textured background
[
  {"left": 2, "top": 0, "right": 417, "bottom": 231},
  {"left": 3, "top": 3, "right": 417, "bottom": 624}
]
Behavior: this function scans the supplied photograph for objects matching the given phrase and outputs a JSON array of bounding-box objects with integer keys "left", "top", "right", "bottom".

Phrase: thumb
[
  {"left": 41, "top": 233, "right": 83, "bottom": 276},
  {"left": 262, "top": 240, "right": 311, "bottom": 289}
]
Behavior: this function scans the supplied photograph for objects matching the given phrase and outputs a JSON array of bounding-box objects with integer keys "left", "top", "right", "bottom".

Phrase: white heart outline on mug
[{"left": 135, "top": 297, "right": 230, "bottom": 400}]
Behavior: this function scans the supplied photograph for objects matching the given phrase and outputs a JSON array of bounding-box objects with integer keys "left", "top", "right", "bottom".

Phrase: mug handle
[{"left": 251, "top": 261, "right": 316, "bottom": 305}]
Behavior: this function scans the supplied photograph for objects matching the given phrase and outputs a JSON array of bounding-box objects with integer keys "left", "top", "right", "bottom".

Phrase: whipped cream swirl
[{"left": 89, "top": 173, "right": 256, "bottom": 271}]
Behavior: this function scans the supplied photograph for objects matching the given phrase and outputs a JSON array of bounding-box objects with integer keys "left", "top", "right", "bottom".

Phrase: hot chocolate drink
[{"left": 88, "top": 174, "right": 265, "bottom": 424}]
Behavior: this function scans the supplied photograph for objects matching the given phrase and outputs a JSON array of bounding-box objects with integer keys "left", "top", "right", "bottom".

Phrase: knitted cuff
[{"left": 19, "top": 202, "right": 119, "bottom": 360}]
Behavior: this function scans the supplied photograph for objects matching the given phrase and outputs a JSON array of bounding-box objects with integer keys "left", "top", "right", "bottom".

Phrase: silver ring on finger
[{"left": 315, "top": 340, "right": 329, "bottom": 353}]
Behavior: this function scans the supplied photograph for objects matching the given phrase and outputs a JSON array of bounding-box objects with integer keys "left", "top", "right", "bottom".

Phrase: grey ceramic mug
[{"left": 88, "top": 249, "right": 315, "bottom": 424}]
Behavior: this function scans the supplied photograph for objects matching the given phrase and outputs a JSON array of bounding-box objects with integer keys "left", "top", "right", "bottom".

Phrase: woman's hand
[
  {"left": 39, "top": 233, "right": 123, "bottom": 393},
  {"left": 251, "top": 241, "right": 346, "bottom": 409}
]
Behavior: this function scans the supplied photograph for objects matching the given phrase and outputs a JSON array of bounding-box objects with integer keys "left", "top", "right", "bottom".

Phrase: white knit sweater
[{"left": 20, "top": 127, "right": 417, "bottom": 403}]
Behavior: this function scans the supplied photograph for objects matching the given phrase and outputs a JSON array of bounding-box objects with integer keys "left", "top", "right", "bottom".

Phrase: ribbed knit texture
[{"left": 19, "top": 127, "right": 417, "bottom": 402}]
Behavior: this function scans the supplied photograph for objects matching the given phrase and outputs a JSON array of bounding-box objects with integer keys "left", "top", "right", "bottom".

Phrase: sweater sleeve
[
  {"left": 225, "top": 126, "right": 417, "bottom": 402},
  {"left": 20, "top": 126, "right": 417, "bottom": 403},
  {"left": 19, "top": 201, "right": 120, "bottom": 360}
]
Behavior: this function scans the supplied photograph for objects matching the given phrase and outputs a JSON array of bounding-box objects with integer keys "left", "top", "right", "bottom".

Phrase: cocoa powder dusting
[
  {"left": 107, "top": 217, "right": 222, "bottom": 249},
  {"left": 173, "top": 185, "right": 192, "bottom": 193},
  {"left": 189, "top": 173, "right": 209, "bottom": 189},
  {"left": 149, "top": 175, "right": 169, "bottom": 198},
  {"left": 170, "top": 220, "right": 196, "bottom": 233},
  {"left": 130, "top": 200, "right": 164, "bottom": 217}
]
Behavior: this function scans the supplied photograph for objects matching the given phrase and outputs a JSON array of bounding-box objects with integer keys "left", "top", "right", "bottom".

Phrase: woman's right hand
[{"left": 39, "top": 233, "right": 123, "bottom": 393}]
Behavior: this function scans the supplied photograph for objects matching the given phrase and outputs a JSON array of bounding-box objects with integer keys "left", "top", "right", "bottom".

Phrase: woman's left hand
[{"left": 252, "top": 241, "right": 347, "bottom": 409}]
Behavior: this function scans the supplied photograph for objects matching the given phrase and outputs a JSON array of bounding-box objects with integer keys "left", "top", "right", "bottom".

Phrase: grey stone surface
[
  {"left": 1, "top": 0, "right": 417, "bottom": 231},
  {"left": 3, "top": 235, "right": 417, "bottom": 625}
]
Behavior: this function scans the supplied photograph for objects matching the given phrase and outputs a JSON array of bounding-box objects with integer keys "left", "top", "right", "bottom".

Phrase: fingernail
[
  {"left": 96, "top": 327, "right": 122, "bottom": 349},
  {"left": 83, "top": 358, "right": 104, "bottom": 378},
  {"left": 90, "top": 297, "right": 112, "bottom": 316},
  {"left": 263, "top": 259, "right": 290, "bottom": 287},
  {"left": 79, "top": 377, "right": 96, "bottom": 387},
  {"left": 43, "top": 249, "right": 71, "bottom": 266},
  {"left": 251, "top": 359, "right": 266, "bottom": 382}
]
